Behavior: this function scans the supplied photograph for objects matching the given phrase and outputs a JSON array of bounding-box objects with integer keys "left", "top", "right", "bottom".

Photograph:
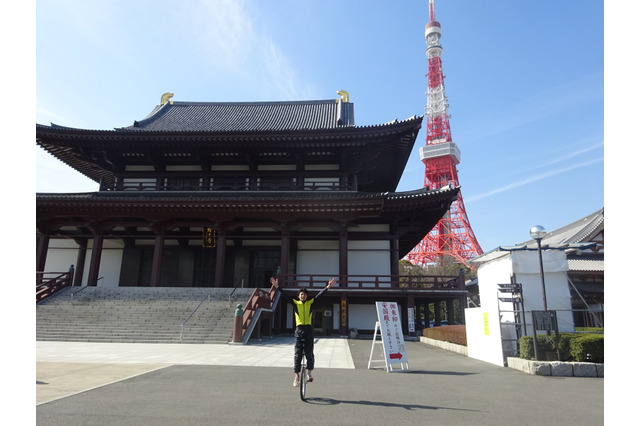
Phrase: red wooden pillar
[
  {"left": 87, "top": 234, "right": 103, "bottom": 286},
  {"left": 339, "top": 222, "right": 348, "bottom": 287},
  {"left": 36, "top": 234, "right": 49, "bottom": 272},
  {"left": 150, "top": 235, "right": 165, "bottom": 287},
  {"left": 73, "top": 238, "right": 88, "bottom": 286},
  {"left": 390, "top": 221, "right": 400, "bottom": 281},
  {"left": 279, "top": 224, "right": 289, "bottom": 283}
]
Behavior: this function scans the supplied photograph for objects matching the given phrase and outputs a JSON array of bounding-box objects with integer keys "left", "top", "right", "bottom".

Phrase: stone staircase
[{"left": 36, "top": 286, "right": 256, "bottom": 344}]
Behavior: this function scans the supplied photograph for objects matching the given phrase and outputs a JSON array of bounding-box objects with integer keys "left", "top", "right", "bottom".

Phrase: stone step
[{"left": 36, "top": 286, "right": 256, "bottom": 344}]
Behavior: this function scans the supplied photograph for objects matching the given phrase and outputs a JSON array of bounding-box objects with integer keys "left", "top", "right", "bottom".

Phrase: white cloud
[{"left": 465, "top": 157, "right": 604, "bottom": 203}]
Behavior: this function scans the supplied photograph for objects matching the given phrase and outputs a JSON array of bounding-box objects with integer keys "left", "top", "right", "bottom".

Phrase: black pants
[{"left": 293, "top": 325, "right": 314, "bottom": 373}]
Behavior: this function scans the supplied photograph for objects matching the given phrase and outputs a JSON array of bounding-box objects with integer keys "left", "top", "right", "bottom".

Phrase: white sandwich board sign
[{"left": 368, "top": 301, "right": 409, "bottom": 372}]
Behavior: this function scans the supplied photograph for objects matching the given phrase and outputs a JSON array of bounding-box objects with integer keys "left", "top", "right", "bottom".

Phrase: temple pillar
[
  {"left": 73, "top": 238, "right": 88, "bottom": 286},
  {"left": 150, "top": 234, "right": 165, "bottom": 287},
  {"left": 279, "top": 224, "right": 290, "bottom": 282},
  {"left": 446, "top": 299, "right": 454, "bottom": 323},
  {"left": 390, "top": 224, "right": 400, "bottom": 278},
  {"left": 339, "top": 222, "right": 348, "bottom": 287},
  {"left": 36, "top": 234, "right": 49, "bottom": 272},
  {"left": 87, "top": 234, "right": 103, "bottom": 286}
]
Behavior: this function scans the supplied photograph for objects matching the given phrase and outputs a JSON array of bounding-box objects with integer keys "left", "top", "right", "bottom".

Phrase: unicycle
[{"left": 299, "top": 356, "right": 307, "bottom": 401}]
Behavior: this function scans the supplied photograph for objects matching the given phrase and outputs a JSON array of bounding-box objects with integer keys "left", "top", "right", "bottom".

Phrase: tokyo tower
[{"left": 406, "top": 0, "right": 483, "bottom": 267}]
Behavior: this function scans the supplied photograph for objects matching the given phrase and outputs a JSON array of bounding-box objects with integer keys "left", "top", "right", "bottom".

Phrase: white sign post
[{"left": 368, "top": 301, "right": 409, "bottom": 372}]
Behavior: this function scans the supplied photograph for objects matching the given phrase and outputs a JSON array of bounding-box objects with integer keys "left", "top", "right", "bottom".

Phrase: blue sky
[{"left": 35, "top": 0, "right": 605, "bottom": 253}]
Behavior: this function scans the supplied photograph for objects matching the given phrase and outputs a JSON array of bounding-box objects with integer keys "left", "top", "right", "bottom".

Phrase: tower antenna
[{"left": 406, "top": 0, "right": 483, "bottom": 268}]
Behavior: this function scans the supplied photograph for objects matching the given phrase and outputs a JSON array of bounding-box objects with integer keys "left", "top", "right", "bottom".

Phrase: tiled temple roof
[{"left": 119, "top": 99, "right": 356, "bottom": 132}]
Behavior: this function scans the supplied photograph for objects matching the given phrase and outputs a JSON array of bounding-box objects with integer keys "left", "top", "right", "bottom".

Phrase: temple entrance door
[
  {"left": 193, "top": 247, "right": 216, "bottom": 287},
  {"left": 249, "top": 249, "right": 280, "bottom": 287}
]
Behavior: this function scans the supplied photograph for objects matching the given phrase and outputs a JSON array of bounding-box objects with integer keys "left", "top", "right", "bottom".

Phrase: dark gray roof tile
[{"left": 120, "top": 99, "right": 355, "bottom": 132}]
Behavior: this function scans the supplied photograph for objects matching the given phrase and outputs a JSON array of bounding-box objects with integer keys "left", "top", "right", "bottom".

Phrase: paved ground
[{"left": 36, "top": 337, "right": 604, "bottom": 425}]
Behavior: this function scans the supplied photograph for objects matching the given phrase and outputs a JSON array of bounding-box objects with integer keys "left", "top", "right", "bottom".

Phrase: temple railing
[
  {"left": 278, "top": 274, "right": 463, "bottom": 291},
  {"left": 101, "top": 178, "right": 358, "bottom": 192},
  {"left": 36, "top": 267, "right": 75, "bottom": 302},
  {"left": 240, "top": 285, "right": 280, "bottom": 344}
]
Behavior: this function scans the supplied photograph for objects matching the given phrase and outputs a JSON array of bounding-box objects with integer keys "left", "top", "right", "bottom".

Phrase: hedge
[
  {"left": 422, "top": 325, "right": 467, "bottom": 346},
  {"left": 519, "top": 333, "right": 604, "bottom": 362}
]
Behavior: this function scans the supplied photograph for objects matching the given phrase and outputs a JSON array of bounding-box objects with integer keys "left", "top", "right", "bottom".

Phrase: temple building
[{"left": 36, "top": 92, "right": 466, "bottom": 336}]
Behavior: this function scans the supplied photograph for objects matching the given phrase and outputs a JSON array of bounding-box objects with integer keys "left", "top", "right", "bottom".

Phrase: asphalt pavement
[{"left": 36, "top": 337, "right": 604, "bottom": 425}]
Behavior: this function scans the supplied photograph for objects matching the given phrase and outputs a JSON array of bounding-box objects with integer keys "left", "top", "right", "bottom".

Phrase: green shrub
[
  {"left": 519, "top": 335, "right": 553, "bottom": 360},
  {"left": 422, "top": 324, "right": 467, "bottom": 346},
  {"left": 575, "top": 327, "right": 603, "bottom": 333},
  {"left": 519, "top": 333, "right": 604, "bottom": 362},
  {"left": 569, "top": 334, "right": 604, "bottom": 363}
]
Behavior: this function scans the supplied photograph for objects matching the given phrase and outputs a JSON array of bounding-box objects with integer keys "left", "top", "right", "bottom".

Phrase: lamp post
[{"left": 529, "top": 225, "right": 548, "bottom": 311}]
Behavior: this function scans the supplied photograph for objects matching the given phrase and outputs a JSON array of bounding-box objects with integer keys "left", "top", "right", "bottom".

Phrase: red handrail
[
  {"left": 36, "top": 269, "right": 74, "bottom": 302},
  {"left": 241, "top": 286, "right": 277, "bottom": 333}
]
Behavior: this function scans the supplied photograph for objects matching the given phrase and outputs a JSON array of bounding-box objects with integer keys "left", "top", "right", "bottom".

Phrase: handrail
[
  {"left": 71, "top": 285, "right": 89, "bottom": 299},
  {"left": 180, "top": 293, "right": 211, "bottom": 343},
  {"left": 229, "top": 278, "right": 244, "bottom": 305},
  {"left": 36, "top": 269, "right": 75, "bottom": 302},
  {"left": 70, "top": 277, "right": 102, "bottom": 299},
  {"left": 241, "top": 286, "right": 280, "bottom": 345}
]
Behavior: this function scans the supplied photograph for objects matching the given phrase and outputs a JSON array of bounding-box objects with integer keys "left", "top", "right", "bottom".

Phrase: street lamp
[{"left": 529, "top": 225, "right": 548, "bottom": 311}]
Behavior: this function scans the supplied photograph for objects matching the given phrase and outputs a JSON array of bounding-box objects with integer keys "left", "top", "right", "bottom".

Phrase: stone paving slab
[{"left": 36, "top": 338, "right": 604, "bottom": 425}]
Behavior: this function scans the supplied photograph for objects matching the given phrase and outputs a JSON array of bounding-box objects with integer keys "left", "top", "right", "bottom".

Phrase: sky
[{"left": 34, "top": 0, "right": 607, "bottom": 254}]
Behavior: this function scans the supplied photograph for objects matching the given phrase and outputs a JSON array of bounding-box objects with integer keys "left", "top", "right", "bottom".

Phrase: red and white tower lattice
[{"left": 406, "top": 0, "right": 483, "bottom": 267}]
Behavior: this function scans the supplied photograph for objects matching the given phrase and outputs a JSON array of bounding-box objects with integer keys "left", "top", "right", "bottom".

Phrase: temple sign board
[{"left": 368, "top": 301, "right": 409, "bottom": 372}]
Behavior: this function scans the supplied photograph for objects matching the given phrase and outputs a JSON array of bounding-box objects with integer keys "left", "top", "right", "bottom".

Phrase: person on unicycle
[{"left": 270, "top": 276, "right": 336, "bottom": 387}]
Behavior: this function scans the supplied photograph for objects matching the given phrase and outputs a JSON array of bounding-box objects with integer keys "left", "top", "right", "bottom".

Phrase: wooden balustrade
[
  {"left": 36, "top": 269, "right": 74, "bottom": 302},
  {"left": 278, "top": 274, "right": 462, "bottom": 290}
]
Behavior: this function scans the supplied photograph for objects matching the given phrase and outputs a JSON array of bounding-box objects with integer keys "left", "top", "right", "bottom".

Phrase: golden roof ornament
[
  {"left": 160, "top": 92, "right": 174, "bottom": 105},
  {"left": 337, "top": 90, "right": 349, "bottom": 103}
]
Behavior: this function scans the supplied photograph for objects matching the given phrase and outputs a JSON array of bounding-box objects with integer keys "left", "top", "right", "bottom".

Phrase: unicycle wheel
[{"left": 299, "top": 366, "right": 307, "bottom": 401}]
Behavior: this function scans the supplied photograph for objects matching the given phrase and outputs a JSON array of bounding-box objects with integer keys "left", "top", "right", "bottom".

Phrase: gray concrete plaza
[{"left": 36, "top": 337, "right": 603, "bottom": 425}]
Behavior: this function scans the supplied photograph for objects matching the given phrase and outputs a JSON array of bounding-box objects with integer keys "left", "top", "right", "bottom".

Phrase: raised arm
[
  {"left": 270, "top": 277, "right": 293, "bottom": 304},
  {"left": 313, "top": 278, "right": 337, "bottom": 300},
  {"left": 270, "top": 277, "right": 279, "bottom": 288}
]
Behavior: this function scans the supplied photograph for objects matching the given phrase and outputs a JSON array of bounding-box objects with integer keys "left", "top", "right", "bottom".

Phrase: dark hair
[{"left": 298, "top": 288, "right": 308, "bottom": 295}]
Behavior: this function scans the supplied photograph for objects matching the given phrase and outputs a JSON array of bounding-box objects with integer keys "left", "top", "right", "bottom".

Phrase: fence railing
[
  {"left": 241, "top": 286, "right": 277, "bottom": 332},
  {"left": 278, "top": 274, "right": 463, "bottom": 290},
  {"left": 36, "top": 269, "right": 74, "bottom": 302},
  {"left": 102, "top": 178, "right": 358, "bottom": 192}
]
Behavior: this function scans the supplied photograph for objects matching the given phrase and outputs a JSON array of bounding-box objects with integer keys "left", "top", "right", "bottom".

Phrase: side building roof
[{"left": 472, "top": 208, "right": 604, "bottom": 264}]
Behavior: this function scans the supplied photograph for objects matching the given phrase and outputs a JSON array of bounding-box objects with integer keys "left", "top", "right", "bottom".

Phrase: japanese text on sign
[
  {"left": 202, "top": 227, "right": 216, "bottom": 248},
  {"left": 375, "top": 301, "right": 407, "bottom": 364}
]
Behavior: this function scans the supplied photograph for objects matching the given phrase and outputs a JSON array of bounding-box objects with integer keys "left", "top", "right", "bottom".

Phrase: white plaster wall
[
  {"left": 477, "top": 255, "right": 512, "bottom": 313},
  {"left": 510, "top": 251, "right": 574, "bottom": 334},
  {"left": 92, "top": 246, "right": 124, "bottom": 288},
  {"left": 44, "top": 239, "right": 80, "bottom": 274},
  {"left": 43, "top": 238, "right": 123, "bottom": 287},
  {"left": 348, "top": 304, "right": 379, "bottom": 330},
  {"left": 471, "top": 249, "right": 576, "bottom": 367},
  {"left": 348, "top": 240, "right": 391, "bottom": 286},
  {"left": 296, "top": 240, "right": 339, "bottom": 277}
]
